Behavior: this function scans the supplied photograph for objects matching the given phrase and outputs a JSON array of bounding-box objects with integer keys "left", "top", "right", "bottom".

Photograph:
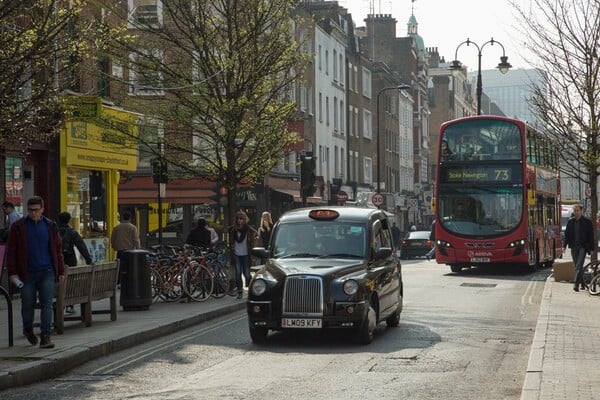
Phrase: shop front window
[
  {"left": 5, "top": 157, "right": 24, "bottom": 215},
  {"left": 66, "top": 168, "right": 109, "bottom": 264}
]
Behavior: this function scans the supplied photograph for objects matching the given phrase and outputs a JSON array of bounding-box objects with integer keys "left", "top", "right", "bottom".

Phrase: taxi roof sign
[{"left": 308, "top": 209, "right": 340, "bottom": 220}]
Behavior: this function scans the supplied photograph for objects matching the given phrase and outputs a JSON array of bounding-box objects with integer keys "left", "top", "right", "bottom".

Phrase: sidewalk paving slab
[
  {"left": 0, "top": 293, "right": 246, "bottom": 391},
  {"left": 521, "top": 274, "right": 600, "bottom": 400}
]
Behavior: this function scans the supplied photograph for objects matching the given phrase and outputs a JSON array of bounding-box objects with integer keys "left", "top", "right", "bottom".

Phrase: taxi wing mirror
[
  {"left": 251, "top": 247, "right": 269, "bottom": 259},
  {"left": 374, "top": 247, "right": 393, "bottom": 260}
]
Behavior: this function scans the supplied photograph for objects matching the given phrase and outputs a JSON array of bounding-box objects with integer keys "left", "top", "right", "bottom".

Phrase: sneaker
[
  {"left": 24, "top": 331, "right": 38, "bottom": 345},
  {"left": 573, "top": 287, "right": 579, "bottom": 292},
  {"left": 237, "top": 292, "right": 243, "bottom": 299},
  {"left": 39, "top": 335, "right": 55, "bottom": 349},
  {"left": 65, "top": 305, "right": 75, "bottom": 314}
]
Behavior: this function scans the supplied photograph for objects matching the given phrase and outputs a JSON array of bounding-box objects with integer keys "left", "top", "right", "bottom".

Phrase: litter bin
[{"left": 119, "top": 249, "right": 152, "bottom": 311}]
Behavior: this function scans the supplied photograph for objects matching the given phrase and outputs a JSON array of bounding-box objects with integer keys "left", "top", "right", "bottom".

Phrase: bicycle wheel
[
  {"left": 588, "top": 272, "right": 600, "bottom": 295},
  {"left": 150, "top": 268, "right": 164, "bottom": 302},
  {"left": 212, "top": 263, "right": 235, "bottom": 298},
  {"left": 182, "top": 263, "right": 214, "bottom": 302},
  {"left": 582, "top": 260, "right": 600, "bottom": 286},
  {"left": 160, "top": 269, "right": 184, "bottom": 302}
]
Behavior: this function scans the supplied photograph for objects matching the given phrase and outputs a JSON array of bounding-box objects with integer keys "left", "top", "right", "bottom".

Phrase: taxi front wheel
[{"left": 355, "top": 304, "right": 376, "bottom": 345}]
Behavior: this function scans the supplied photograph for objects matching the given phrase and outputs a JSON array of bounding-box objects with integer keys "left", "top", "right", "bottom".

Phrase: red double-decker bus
[{"left": 433, "top": 116, "right": 562, "bottom": 273}]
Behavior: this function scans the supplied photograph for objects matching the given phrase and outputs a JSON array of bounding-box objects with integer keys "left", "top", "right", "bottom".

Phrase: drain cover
[{"left": 460, "top": 283, "right": 497, "bottom": 288}]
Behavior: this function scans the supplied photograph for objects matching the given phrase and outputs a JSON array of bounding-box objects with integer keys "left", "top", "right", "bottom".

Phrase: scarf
[{"left": 235, "top": 225, "right": 248, "bottom": 243}]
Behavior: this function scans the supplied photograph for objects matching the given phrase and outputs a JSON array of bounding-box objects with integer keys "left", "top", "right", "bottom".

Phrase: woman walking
[
  {"left": 229, "top": 211, "right": 255, "bottom": 299},
  {"left": 258, "top": 211, "right": 274, "bottom": 249}
]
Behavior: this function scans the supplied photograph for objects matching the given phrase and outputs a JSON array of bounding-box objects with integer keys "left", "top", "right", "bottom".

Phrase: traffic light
[
  {"left": 300, "top": 153, "right": 316, "bottom": 198},
  {"left": 151, "top": 157, "right": 168, "bottom": 184}
]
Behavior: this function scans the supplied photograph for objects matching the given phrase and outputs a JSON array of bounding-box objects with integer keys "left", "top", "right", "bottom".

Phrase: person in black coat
[
  {"left": 186, "top": 218, "right": 212, "bottom": 249},
  {"left": 58, "top": 212, "right": 93, "bottom": 315},
  {"left": 58, "top": 212, "right": 93, "bottom": 267},
  {"left": 563, "top": 204, "right": 595, "bottom": 291}
]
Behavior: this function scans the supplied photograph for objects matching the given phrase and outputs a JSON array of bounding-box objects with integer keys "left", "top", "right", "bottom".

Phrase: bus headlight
[
  {"left": 507, "top": 239, "right": 526, "bottom": 256},
  {"left": 507, "top": 239, "right": 526, "bottom": 248}
]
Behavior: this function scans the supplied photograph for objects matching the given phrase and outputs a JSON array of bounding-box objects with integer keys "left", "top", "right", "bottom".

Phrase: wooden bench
[{"left": 54, "top": 261, "right": 120, "bottom": 334}]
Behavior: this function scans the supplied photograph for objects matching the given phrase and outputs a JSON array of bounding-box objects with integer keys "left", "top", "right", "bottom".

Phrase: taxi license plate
[
  {"left": 470, "top": 257, "right": 490, "bottom": 262},
  {"left": 281, "top": 318, "right": 322, "bottom": 328}
]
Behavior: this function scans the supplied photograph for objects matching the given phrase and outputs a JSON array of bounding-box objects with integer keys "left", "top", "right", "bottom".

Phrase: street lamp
[
  {"left": 449, "top": 38, "right": 512, "bottom": 115},
  {"left": 376, "top": 84, "right": 411, "bottom": 193}
]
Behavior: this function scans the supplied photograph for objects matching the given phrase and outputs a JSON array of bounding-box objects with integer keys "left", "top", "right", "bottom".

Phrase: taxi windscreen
[{"left": 271, "top": 221, "right": 366, "bottom": 259}]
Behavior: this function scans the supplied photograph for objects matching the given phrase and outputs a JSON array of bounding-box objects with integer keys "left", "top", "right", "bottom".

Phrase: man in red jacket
[{"left": 7, "top": 196, "right": 65, "bottom": 349}]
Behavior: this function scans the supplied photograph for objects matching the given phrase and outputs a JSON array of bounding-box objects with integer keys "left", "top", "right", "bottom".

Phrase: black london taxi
[{"left": 247, "top": 207, "right": 403, "bottom": 344}]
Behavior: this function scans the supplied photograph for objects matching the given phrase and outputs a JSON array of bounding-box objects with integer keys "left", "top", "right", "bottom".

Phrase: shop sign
[
  {"left": 237, "top": 187, "right": 257, "bottom": 201},
  {"left": 64, "top": 101, "right": 140, "bottom": 171}
]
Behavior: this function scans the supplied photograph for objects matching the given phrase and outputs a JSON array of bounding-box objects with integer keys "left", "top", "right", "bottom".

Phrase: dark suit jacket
[{"left": 564, "top": 216, "right": 595, "bottom": 253}]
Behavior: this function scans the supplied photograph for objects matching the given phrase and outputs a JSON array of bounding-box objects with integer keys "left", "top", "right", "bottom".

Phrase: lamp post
[
  {"left": 449, "top": 38, "right": 512, "bottom": 115},
  {"left": 376, "top": 84, "right": 411, "bottom": 193}
]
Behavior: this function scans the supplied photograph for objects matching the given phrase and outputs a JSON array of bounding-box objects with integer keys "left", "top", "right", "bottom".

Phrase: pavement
[
  {"left": 0, "top": 272, "right": 598, "bottom": 398},
  {"left": 0, "top": 291, "right": 246, "bottom": 392}
]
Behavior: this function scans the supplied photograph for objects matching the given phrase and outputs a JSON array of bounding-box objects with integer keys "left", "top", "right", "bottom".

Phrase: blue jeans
[
  {"left": 21, "top": 269, "right": 56, "bottom": 336},
  {"left": 571, "top": 245, "right": 587, "bottom": 289},
  {"left": 234, "top": 255, "right": 251, "bottom": 294}
]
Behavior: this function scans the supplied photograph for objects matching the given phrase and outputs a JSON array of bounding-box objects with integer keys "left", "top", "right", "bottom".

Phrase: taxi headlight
[
  {"left": 343, "top": 279, "right": 359, "bottom": 295},
  {"left": 250, "top": 279, "right": 267, "bottom": 296}
]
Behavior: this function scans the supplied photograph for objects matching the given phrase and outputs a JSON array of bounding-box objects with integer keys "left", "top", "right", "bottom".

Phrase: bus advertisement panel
[{"left": 434, "top": 116, "right": 562, "bottom": 273}]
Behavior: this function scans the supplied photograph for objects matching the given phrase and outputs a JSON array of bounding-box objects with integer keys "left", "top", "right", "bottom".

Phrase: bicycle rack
[{"left": 0, "top": 285, "right": 14, "bottom": 347}]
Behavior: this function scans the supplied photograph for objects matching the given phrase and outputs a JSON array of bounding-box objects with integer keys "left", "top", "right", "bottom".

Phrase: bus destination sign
[{"left": 441, "top": 165, "right": 521, "bottom": 183}]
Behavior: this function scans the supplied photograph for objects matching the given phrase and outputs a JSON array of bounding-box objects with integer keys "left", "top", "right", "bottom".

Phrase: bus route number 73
[{"left": 495, "top": 169, "right": 510, "bottom": 181}]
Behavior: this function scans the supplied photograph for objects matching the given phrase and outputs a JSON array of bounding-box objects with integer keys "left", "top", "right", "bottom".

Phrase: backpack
[{"left": 59, "top": 226, "right": 73, "bottom": 255}]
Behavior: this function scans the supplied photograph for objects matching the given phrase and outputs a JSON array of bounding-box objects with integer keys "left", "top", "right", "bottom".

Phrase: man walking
[
  {"left": 7, "top": 196, "right": 64, "bottom": 348},
  {"left": 564, "top": 204, "right": 594, "bottom": 292},
  {"left": 110, "top": 211, "right": 140, "bottom": 259},
  {"left": 2, "top": 201, "right": 21, "bottom": 230}
]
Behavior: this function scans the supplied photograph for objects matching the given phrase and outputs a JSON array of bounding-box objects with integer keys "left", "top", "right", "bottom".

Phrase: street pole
[{"left": 450, "top": 38, "right": 512, "bottom": 115}]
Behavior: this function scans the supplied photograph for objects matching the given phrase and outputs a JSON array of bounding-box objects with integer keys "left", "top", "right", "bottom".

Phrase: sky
[{"left": 337, "top": 0, "right": 534, "bottom": 71}]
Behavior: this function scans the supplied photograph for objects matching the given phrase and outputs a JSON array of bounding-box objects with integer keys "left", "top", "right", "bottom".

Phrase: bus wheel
[{"left": 450, "top": 265, "right": 462, "bottom": 273}]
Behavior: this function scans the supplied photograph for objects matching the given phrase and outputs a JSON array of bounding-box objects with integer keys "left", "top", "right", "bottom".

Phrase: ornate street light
[
  {"left": 449, "top": 38, "right": 512, "bottom": 115},
  {"left": 376, "top": 84, "right": 411, "bottom": 193}
]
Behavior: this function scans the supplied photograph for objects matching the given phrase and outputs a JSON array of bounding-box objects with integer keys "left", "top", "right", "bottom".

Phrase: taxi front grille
[{"left": 282, "top": 276, "right": 323, "bottom": 316}]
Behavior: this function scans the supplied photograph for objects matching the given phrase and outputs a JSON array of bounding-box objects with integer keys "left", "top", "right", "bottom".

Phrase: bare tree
[
  {"left": 511, "top": 0, "right": 600, "bottom": 251},
  {"left": 102, "top": 0, "right": 309, "bottom": 227}
]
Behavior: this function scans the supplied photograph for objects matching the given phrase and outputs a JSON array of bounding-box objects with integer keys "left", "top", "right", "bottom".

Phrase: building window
[
  {"left": 333, "top": 97, "right": 338, "bottom": 131},
  {"left": 129, "top": 50, "right": 164, "bottom": 96},
  {"left": 300, "top": 86, "right": 307, "bottom": 112},
  {"left": 325, "top": 50, "right": 329, "bottom": 75},
  {"left": 66, "top": 168, "right": 109, "bottom": 263},
  {"left": 363, "top": 157, "right": 372, "bottom": 184},
  {"left": 319, "top": 92, "right": 323, "bottom": 122},
  {"left": 339, "top": 53, "right": 344, "bottom": 85},
  {"left": 354, "top": 108, "right": 359, "bottom": 137},
  {"left": 363, "top": 109, "right": 372, "bottom": 139},
  {"left": 326, "top": 96, "right": 330, "bottom": 126},
  {"left": 333, "top": 49, "right": 338, "bottom": 82},
  {"left": 348, "top": 62, "right": 353, "bottom": 91},
  {"left": 128, "top": 0, "right": 163, "bottom": 28},
  {"left": 340, "top": 100, "right": 345, "bottom": 133},
  {"left": 318, "top": 45, "right": 322, "bottom": 70},
  {"left": 362, "top": 68, "right": 371, "bottom": 98}
]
